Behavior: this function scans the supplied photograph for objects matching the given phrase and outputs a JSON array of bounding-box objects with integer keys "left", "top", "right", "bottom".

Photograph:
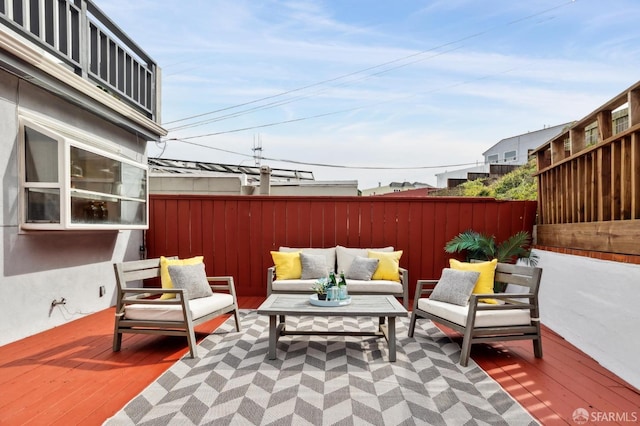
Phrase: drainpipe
[{"left": 259, "top": 166, "right": 271, "bottom": 195}]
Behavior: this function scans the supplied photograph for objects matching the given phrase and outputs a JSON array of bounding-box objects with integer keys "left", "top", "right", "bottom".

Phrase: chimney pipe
[{"left": 259, "top": 166, "right": 271, "bottom": 195}]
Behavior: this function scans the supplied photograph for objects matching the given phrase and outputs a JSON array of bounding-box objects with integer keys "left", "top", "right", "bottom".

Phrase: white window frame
[
  {"left": 18, "top": 112, "right": 149, "bottom": 231},
  {"left": 487, "top": 154, "right": 499, "bottom": 164},
  {"left": 504, "top": 150, "right": 517, "bottom": 162}
]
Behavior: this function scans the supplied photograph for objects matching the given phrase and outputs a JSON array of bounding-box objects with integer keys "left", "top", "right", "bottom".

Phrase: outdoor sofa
[{"left": 267, "top": 245, "right": 409, "bottom": 308}]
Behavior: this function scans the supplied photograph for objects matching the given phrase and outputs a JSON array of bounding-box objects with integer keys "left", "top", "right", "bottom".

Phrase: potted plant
[
  {"left": 444, "top": 230, "right": 537, "bottom": 292},
  {"left": 311, "top": 277, "right": 328, "bottom": 300}
]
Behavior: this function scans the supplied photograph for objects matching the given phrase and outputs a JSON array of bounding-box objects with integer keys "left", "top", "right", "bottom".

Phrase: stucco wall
[
  {"left": 0, "top": 71, "right": 146, "bottom": 346},
  {"left": 535, "top": 249, "right": 640, "bottom": 389},
  {"left": 150, "top": 175, "right": 243, "bottom": 195}
]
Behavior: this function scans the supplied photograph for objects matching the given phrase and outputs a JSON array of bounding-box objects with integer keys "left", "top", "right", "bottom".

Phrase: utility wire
[
  {"left": 169, "top": 137, "right": 481, "bottom": 170},
  {"left": 166, "top": 45, "right": 464, "bottom": 132},
  {"left": 162, "top": 0, "right": 577, "bottom": 129},
  {"left": 166, "top": 65, "right": 519, "bottom": 140}
]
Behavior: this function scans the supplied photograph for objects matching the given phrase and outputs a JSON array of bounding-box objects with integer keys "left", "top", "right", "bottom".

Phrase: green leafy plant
[
  {"left": 311, "top": 278, "right": 328, "bottom": 295},
  {"left": 444, "top": 230, "right": 537, "bottom": 291}
]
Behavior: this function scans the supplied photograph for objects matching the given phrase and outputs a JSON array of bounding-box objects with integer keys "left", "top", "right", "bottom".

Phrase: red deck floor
[{"left": 0, "top": 296, "right": 637, "bottom": 425}]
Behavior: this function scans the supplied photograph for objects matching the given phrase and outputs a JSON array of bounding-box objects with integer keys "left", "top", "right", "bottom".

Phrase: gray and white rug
[{"left": 105, "top": 311, "right": 537, "bottom": 425}]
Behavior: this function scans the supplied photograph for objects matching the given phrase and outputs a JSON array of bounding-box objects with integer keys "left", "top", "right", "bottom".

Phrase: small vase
[{"left": 317, "top": 293, "right": 327, "bottom": 300}]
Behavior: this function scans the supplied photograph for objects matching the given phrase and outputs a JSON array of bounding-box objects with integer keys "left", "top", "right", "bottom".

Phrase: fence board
[{"left": 147, "top": 195, "right": 537, "bottom": 296}]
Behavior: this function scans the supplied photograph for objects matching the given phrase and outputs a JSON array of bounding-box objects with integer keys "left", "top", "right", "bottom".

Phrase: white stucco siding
[
  {"left": 0, "top": 70, "right": 147, "bottom": 346},
  {"left": 535, "top": 249, "right": 640, "bottom": 389}
]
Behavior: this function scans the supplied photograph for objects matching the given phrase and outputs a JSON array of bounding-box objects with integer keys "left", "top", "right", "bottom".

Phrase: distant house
[
  {"left": 435, "top": 123, "right": 571, "bottom": 188},
  {"left": 361, "top": 181, "right": 435, "bottom": 196},
  {"left": 149, "top": 158, "right": 359, "bottom": 196},
  {"left": 0, "top": 1, "right": 166, "bottom": 345}
]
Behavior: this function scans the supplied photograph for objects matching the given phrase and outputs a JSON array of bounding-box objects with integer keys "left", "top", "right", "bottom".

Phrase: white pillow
[{"left": 336, "top": 245, "right": 393, "bottom": 274}]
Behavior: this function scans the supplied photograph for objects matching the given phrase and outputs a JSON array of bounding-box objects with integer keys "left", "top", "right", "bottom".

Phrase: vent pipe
[{"left": 259, "top": 166, "right": 271, "bottom": 195}]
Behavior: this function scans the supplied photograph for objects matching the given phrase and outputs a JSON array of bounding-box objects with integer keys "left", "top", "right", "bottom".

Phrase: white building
[
  {"left": 361, "top": 181, "right": 435, "bottom": 196},
  {"left": 0, "top": 1, "right": 165, "bottom": 346},
  {"left": 148, "top": 158, "right": 359, "bottom": 196},
  {"left": 435, "top": 123, "right": 571, "bottom": 188}
]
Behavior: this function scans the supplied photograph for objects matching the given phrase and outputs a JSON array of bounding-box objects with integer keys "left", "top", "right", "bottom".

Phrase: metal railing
[{"left": 0, "top": 0, "right": 158, "bottom": 120}]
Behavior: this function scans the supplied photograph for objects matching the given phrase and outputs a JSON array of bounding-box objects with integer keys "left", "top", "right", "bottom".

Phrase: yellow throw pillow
[
  {"left": 449, "top": 258, "right": 498, "bottom": 304},
  {"left": 368, "top": 250, "right": 403, "bottom": 282},
  {"left": 270, "top": 251, "right": 302, "bottom": 280},
  {"left": 160, "top": 256, "right": 204, "bottom": 300}
]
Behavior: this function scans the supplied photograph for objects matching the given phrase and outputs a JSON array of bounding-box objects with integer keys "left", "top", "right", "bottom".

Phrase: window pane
[
  {"left": 120, "top": 199, "right": 146, "bottom": 225},
  {"left": 70, "top": 146, "right": 118, "bottom": 194},
  {"left": 70, "top": 146, "right": 146, "bottom": 199},
  {"left": 26, "top": 188, "right": 60, "bottom": 223},
  {"left": 70, "top": 197, "right": 145, "bottom": 225},
  {"left": 120, "top": 162, "right": 147, "bottom": 199},
  {"left": 25, "top": 127, "right": 58, "bottom": 182}
]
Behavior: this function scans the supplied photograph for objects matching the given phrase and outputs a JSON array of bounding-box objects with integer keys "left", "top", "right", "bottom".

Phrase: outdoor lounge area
[
  {"left": 2, "top": 1, "right": 640, "bottom": 424},
  {"left": 1, "top": 296, "right": 638, "bottom": 424}
]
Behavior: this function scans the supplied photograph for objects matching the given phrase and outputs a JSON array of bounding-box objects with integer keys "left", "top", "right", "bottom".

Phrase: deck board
[{"left": 0, "top": 296, "right": 637, "bottom": 425}]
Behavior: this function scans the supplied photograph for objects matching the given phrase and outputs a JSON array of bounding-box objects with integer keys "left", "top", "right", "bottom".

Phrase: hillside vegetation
[{"left": 435, "top": 160, "right": 538, "bottom": 200}]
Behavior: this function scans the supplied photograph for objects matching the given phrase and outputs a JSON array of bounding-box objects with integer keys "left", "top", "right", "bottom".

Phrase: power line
[
  {"left": 169, "top": 137, "right": 481, "bottom": 170},
  {"left": 166, "top": 65, "right": 520, "bottom": 140},
  {"left": 166, "top": 45, "right": 463, "bottom": 132},
  {"left": 162, "top": 0, "right": 577, "bottom": 129}
]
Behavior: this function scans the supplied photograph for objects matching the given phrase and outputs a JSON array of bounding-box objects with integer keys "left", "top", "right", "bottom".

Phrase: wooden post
[
  {"left": 570, "top": 127, "right": 586, "bottom": 155},
  {"left": 629, "top": 89, "right": 640, "bottom": 127},
  {"left": 597, "top": 110, "right": 613, "bottom": 142}
]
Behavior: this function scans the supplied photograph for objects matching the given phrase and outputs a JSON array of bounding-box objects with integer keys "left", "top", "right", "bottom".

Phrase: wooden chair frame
[
  {"left": 408, "top": 262, "right": 543, "bottom": 366},
  {"left": 113, "top": 257, "right": 240, "bottom": 358}
]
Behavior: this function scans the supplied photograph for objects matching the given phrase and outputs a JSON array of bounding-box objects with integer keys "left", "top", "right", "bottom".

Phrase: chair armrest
[
  {"left": 399, "top": 267, "right": 409, "bottom": 308},
  {"left": 207, "top": 276, "right": 238, "bottom": 299},
  {"left": 399, "top": 267, "right": 408, "bottom": 283},
  {"left": 412, "top": 279, "right": 438, "bottom": 311},
  {"left": 468, "top": 293, "right": 536, "bottom": 311},
  {"left": 267, "top": 266, "right": 276, "bottom": 295},
  {"left": 120, "top": 288, "right": 183, "bottom": 299},
  {"left": 415, "top": 279, "right": 438, "bottom": 294},
  {"left": 119, "top": 288, "right": 187, "bottom": 306}
]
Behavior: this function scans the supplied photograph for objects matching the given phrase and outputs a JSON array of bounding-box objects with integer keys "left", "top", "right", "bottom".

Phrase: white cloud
[{"left": 99, "top": 0, "right": 640, "bottom": 188}]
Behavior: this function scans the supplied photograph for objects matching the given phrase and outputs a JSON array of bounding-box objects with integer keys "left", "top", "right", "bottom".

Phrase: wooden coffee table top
[{"left": 257, "top": 294, "right": 407, "bottom": 317}]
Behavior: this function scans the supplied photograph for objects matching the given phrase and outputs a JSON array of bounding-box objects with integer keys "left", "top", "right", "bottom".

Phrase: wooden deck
[{"left": 0, "top": 296, "right": 638, "bottom": 425}]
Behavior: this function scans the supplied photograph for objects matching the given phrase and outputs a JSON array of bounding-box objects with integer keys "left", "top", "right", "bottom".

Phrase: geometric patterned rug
[{"left": 104, "top": 310, "right": 538, "bottom": 425}]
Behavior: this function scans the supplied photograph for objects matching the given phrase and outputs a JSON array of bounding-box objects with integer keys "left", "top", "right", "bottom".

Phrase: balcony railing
[{"left": 0, "top": 0, "right": 159, "bottom": 121}]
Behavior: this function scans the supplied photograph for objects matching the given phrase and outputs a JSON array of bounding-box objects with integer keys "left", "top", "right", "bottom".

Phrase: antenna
[{"left": 252, "top": 134, "right": 263, "bottom": 166}]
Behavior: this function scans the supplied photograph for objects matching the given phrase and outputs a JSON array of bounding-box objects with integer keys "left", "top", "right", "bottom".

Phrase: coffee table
[{"left": 256, "top": 294, "right": 408, "bottom": 361}]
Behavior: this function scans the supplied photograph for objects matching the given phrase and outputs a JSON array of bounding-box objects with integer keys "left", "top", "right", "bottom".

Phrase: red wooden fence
[{"left": 146, "top": 195, "right": 537, "bottom": 297}]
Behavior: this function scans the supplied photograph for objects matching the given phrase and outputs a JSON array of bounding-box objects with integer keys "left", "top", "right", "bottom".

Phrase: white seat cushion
[
  {"left": 125, "top": 293, "right": 234, "bottom": 322},
  {"left": 342, "top": 279, "right": 403, "bottom": 294},
  {"left": 271, "top": 279, "right": 403, "bottom": 294},
  {"left": 418, "top": 298, "right": 531, "bottom": 328}
]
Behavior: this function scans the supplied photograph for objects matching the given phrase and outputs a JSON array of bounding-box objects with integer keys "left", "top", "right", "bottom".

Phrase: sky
[{"left": 97, "top": 0, "right": 640, "bottom": 188}]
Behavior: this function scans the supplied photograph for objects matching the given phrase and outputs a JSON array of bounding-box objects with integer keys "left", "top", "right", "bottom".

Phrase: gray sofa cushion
[
  {"left": 300, "top": 252, "right": 330, "bottom": 279},
  {"left": 429, "top": 268, "right": 480, "bottom": 306},
  {"left": 346, "top": 256, "right": 379, "bottom": 280},
  {"left": 168, "top": 263, "right": 213, "bottom": 300},
  {"left": 280, "top": 247, "right": 336, "bottom": 273}
]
